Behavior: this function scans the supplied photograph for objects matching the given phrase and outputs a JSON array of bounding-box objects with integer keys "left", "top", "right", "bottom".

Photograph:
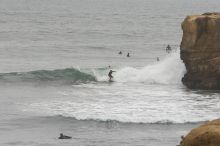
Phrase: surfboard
[{"left": 109, "top": 79, "right": 114, "bottom": 82}]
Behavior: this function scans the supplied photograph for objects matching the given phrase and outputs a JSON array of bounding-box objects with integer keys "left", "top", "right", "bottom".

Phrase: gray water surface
[{"left": 1, "top": 0, "right": 220, "bottom": 146}]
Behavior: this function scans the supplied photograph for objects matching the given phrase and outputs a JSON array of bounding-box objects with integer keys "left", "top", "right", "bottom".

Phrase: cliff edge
[{"left": 180, "top": 12, "right": 220, "bottom": 89}]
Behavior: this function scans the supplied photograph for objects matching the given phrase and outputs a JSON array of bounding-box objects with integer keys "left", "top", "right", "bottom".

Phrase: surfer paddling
[
  {"left": 58, "top": 133, "right": 72, "bottom": 139},
  {"left": 108, "top": 70, "right": 116, "bottom": 82},
  {"left": 166, "top": 45, "right": 171, "bottom": 53}
]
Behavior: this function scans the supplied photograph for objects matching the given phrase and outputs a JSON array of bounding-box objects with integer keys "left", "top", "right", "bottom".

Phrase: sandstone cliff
[
  {"left": 180, "top": 119, "right": 220, "bottom": 146},
  {"left": 180, "top": 12, "right": 220, "bottom": 89}
]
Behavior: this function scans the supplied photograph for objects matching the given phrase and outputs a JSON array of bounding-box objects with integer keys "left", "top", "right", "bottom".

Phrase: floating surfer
[
  {"left": 166, "top": 45, "right": 171, "bottom": 53},
  {"left": 127, "top": 53, "right": 130, "bottom": 57},
  {"left": 58, "top": 133, "right": 72, "bottom": 139},
  {"left": 118, "top": 51, "right": 122, "bottom": 55},
  {"left": 108, "top": 70, "right": 116, "bottom": 82},
  {"left": 157, "top": 57, "right": 160, "bottom": 61}
]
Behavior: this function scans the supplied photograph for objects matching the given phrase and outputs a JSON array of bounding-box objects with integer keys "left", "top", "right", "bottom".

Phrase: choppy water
[{"left": 1, "top": 0, "right": 220, "bottom": 146}]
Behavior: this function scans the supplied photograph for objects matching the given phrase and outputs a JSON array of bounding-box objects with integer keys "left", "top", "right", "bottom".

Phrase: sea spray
[
  {"left": 95, "top": 51, "right": 186, "bottom": 84},
  {"left": 92, "top": 68, "right": 109, "bottom": 82}
]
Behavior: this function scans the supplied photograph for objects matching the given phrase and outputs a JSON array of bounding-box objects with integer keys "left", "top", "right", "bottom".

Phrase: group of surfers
[
  {"left": 118, "top": 51, "right": 130, "bottom": 57},
  {"left": 108, "top": 45, "right": 172, "bottom": 82}
]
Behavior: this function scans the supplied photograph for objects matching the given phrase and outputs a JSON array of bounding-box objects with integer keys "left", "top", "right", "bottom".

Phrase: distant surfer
[
  {"left": 166, "top": 45, "right": 171, "bottom": 53},
  {"left": 127, "top": 53, "right": 130, "bottom": 57},
  {"left": 108, "top": 70, "right": 116, "bottom": 82},
  {"left": 58, "top": 133, "right": 72, "bottom": 139},
  {"left": 118, "top": 51, "right": 122, "bottom": 55},
  {"left": 157, "top": 57, "right": 160, "bottom": 61}
]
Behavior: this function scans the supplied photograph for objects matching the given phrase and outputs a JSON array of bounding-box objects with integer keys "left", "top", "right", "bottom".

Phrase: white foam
[
  {"left": 92, "top": 69, "right": 109, "bottom": 82},
  {"left": 95, "top": 51, "right": 186, "bottom": 84},
  {"left": 24, "top": 92, "right": 220, "bottom": 124}
]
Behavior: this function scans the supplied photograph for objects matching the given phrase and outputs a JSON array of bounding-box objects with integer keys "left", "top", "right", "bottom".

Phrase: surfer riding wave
[{"left": 108, "top": 70, "right": 116, "bottom": 82}]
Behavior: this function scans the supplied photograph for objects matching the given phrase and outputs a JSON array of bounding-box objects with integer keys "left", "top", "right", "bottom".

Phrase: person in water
[
  {"left": 157, "top": 57, "right": 160, "bottom": 61},
  {"left": 166, "top": 45, "right": 171, "bottom": 53},
  {"left": 118, "top": 51, "right": 122, "bottom": 55},
  {"left": 58, "top": 133, "right": 72, "bottom": 139},
  {"left": 127, "top": 53, "right": 130, "bottom": 57},
  {"left": 108, "top": 70, "right": 116, "bottom": 81}
]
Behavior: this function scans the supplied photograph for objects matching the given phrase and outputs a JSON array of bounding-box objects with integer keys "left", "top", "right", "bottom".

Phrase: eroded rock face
[
  {"left": 180, "top": 12, "right": 220, "bottom": 89},
  {"left": 180, "top": 119, "right": 220, "bottom": 146}
]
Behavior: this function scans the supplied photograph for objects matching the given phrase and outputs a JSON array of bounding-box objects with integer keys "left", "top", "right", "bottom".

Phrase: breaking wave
[
  {"left": 0, "top": 51, "right": 185, "bottom": 85},
  {"left": 25, "top": 100, "right": 214, "bottom": 124},
  {"left": 0, "top": 68, "right": 96, "bottom": 84},
  {"left": 95, "top": 51, "right": 186, "bottom": 84},
  {"left": 51, "top": 115, "right": 207, "bottom": 125}
]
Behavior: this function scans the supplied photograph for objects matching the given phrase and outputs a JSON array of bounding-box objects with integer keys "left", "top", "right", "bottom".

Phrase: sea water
[{"left": 0, "top": 0, "right": 220, "bottom": 146}]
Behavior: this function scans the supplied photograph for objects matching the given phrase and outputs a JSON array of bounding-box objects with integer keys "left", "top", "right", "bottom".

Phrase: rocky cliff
[
  {"left": 180, "top": 12, "right": 220, "bottom": 89},
  {"left": 180, "top": 119, "right": 220, "bottom": 146}
]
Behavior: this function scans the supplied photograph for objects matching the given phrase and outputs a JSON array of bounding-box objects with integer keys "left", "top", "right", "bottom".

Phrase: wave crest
[
  {"left": 95, "top": 51, "right": 186, "bottom": 84},
  {"left": 0, "top": 68, "right": 96, "bottom": 84}
]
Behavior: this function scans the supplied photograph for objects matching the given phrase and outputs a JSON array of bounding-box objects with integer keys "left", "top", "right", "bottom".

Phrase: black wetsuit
[
  {"left": 108, "top": 70, "right": 113, "bottom": 78},
  {"left": 108, "top": 70, "right": 115, "bottom": 81},
  {"left": 166, "top": 45, "right": 171, "bottom": 53},
  {"left": 59, "top": 133, "right": 72, "bottom": 139}
]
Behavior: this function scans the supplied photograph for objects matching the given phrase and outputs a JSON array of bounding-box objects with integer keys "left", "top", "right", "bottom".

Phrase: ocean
[{"left": 0, "top": 0, "right": 220, "bottom": 145}]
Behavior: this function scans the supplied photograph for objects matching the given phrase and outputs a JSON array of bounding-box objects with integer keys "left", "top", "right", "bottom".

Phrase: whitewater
[
  {"left": 3, "top": 51, "right": 216, "bottom": 124},
  {"left": 1, "top": 51, "right": 220, "bottom": 124},
  {"left": 95, "top": 51, "right": 186, "bottom": 84}
]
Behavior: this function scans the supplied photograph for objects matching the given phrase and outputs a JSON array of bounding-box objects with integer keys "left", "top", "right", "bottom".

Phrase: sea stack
[
  {"left": 180, "top": 12, "right": 220, "bottom": 90},
  {"left": 180, "top": 119, "right": 220, "bottom": 146}
]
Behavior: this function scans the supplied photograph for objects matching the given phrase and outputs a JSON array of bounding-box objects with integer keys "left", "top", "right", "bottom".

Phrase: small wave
[
  {"left": 58, "top": 115, "right": 209, "bottom": 124},
  {"left": 25, "top": 101, "right": 213, "bottom": 125},
  {"left": 46, "top": 115, "right": 207, "bottom": 125},
  {"left": 0, "top": 68, "right": 96, "bottom": 84}
]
